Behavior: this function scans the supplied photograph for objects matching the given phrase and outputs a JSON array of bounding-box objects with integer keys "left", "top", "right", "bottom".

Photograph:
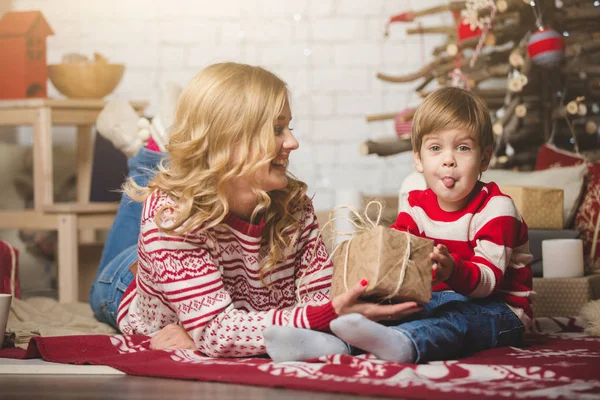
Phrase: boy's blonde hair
[
  {"left": 126, "top": 62, "right": 307, "bottom": 283},
  {"left": 411, "top": 87, "right": 493, "bottom": 153}
]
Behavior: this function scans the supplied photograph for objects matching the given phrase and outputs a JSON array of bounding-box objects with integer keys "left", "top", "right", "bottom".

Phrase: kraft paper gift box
[
  {"left": 532, "top": 274, "right": 600, "bottom": 317},
  {"left": 330, "top": 226, "right": 433, "bottom": 304},
  {"left": 500, "top": 186, "right": 564, "bottom": 229}
]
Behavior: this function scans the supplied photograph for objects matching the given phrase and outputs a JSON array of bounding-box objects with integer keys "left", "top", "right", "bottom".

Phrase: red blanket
[{"left": 2, "top": 317, "right": 599, "bottom": 399}]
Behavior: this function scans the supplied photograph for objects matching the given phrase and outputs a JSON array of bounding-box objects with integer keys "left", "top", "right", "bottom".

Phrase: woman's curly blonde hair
[{"left": 125, "top": 62, "right": 307, "bottom": 283}]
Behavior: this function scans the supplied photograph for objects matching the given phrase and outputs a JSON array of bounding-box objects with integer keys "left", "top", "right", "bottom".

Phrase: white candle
[{"left": 541, "top": 238, "right": 584, "bottom": 278}]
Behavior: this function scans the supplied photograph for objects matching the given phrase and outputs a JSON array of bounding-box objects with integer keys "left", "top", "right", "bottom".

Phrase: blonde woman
[{"left": 90, "top": 63, "right": 420, "bottom": 358}]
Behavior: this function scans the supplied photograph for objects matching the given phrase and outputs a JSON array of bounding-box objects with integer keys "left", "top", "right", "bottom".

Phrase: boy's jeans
[
  {"left": 387, "top": 291, "right": 525, "bottom": 363},
  {"left": 89, "top": 148, "right": 164, "bottom": 329}
]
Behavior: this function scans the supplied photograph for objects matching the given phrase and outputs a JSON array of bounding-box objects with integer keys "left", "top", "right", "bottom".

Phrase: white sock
[
  {"left": 96, "top": 99, "right": 143, "bottom": 157},
  {"left": 330, "top": 314, "right": 416, "bottom": 363},
  {"left": 263, "top": 326, "right": 349, "bottom": 362}
]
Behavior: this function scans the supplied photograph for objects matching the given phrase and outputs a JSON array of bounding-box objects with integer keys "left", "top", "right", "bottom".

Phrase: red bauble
[
  {"left": 527, "top": 28, "right": 565, "bottom": 68},
  {"left": 394, "top": 108, "right": 415, "bottom": 137},
  {"left": 457, "top": 18, "right": 482, "bottom": 41}
]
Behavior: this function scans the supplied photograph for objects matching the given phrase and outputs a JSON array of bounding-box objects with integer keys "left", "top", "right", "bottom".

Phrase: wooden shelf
[
  {"left": 42, "top": 202, "right": 119, "bottom": 214},
  {"left": 0, "top": 98, "right": 147, "bottom": 303}
]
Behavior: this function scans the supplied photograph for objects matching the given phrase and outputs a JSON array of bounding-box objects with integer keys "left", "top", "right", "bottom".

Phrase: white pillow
[
  {"left": 398, "top": 163, "right": 587, "bottom": 228},
  {"left": 398, "top": 169, "right": 427, "bottom": 212},
  {"left": 399, "top": 169, "right": 427, "bottom": 198}
]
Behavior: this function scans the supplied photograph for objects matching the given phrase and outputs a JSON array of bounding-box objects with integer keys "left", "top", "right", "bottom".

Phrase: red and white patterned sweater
[
  {"left": 391, "top": 182, "right": 534, "bottom": 327},
  {"left": 117, "top": 190, "right": 335, "bottom": 357}
]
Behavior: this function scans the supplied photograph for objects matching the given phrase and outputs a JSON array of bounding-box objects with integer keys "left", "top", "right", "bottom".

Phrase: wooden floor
[{"left": 0, "top": 375, "right": 400, "bottom": 400}]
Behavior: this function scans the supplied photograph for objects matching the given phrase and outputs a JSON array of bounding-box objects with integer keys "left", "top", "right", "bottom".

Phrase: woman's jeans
[
  {"left": 385, "top": 291, "right": 525, "bottom": 363},
  {"left": 89, "top": 148, "right": 164, "bottom": 329}
]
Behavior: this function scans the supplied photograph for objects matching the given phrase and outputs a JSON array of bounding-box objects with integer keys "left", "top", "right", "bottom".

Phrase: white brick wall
[{"left": 10, "top": 0, "right": 447, "bottom": 211}]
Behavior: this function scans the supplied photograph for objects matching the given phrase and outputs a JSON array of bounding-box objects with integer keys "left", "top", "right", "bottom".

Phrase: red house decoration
[{"left": 0, "top": 11, "right": 54, "bottom": 99}]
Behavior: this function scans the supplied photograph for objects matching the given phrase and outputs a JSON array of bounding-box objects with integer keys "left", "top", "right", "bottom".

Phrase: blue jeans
[
  {"left": 387, "top": 291, "right": 525, "bottom": 363},
  {"left": 89, "top": 148, "right": 165, "bottom": 329}
]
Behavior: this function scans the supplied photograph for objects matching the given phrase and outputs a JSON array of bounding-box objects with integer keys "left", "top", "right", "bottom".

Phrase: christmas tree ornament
[
  {"left": 509, "top": 50, "right": 525, "bottom": 68},
  {"left": 457, "top": 17, "right": 482, "bottom": 40},
  {"left": 394, "top": 108, "right": 416, "bottom": 137},
  {"left": 585, "top": 120, "right": 598, "bottom": 135},
  {"left": 496, "top": 108, "right": 505, "bottom": 120},
  {"left": 449, "top": 67, "right": 472, "bottom": 90},
  {"left": 461, "top": 0, "right": 494, "bottom": 32},
  {"left": 461, "top": 0, "right": 497, "bottom": 67},
  {"left": 505, "top": 143, "right": 515, "bottom": 157},
  {"left": 518, "top": 74, "right": 528, "bottom": 87},
  {"left": 446, "top": 43, "right": 459, "bottom": 56},
  {"left": 384, "top": 12, "right": 415, "bottom": 36},
  {"left": 496, "top": 0, "right": 509, "bottom": 12},
  {"left": 527, "top": 28, "right": 565, "bottom": 67},
  {"left": 515, "top": 104, "right": 528, "bottom": 118},
  {"left": 508, "top": 77, "right": 524, "bottom": 93}
]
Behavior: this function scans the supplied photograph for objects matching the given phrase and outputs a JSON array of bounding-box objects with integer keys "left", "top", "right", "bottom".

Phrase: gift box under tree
[
  {"left": 500, "top": 186, "right": 564, "bottom": 230},
  {"left": 532, "top": 274, "right": 600, "bottom": 317}
]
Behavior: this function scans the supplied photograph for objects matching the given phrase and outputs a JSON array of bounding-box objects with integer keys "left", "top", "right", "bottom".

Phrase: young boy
[{"left": 264, "top": 86, "right": 533, "bottom": 363}]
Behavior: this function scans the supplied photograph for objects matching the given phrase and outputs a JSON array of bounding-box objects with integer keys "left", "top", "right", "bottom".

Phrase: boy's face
[{"left": 414, "top": 128, "right": 492, "bottom": 212}]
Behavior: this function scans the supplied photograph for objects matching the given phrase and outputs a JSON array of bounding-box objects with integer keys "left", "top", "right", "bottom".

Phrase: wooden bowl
[{"left": 48, "top": 63, "right": 125, "bottom": 99}]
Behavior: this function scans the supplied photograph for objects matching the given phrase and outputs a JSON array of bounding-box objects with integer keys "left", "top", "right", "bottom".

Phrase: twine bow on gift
[{"left": 296, "top": 201, "right": 411, "bottom": 302}]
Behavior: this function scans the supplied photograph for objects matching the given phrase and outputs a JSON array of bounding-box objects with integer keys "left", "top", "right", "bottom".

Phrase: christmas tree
[{"left": 363, "top": 0, "right": 600, "bottom": 171}]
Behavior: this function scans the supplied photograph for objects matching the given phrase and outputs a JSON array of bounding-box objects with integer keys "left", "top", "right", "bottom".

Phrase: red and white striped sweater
[
  {"left": 117, "top": 190, "right": 335, "bottom": 357},
  {"left": 391, "top": 182, "right": 534, "bottom": 326}
]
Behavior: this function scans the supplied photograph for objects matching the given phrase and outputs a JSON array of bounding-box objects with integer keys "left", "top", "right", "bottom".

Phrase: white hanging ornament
[
  {"left": 496, "top": 108, "right": 505, "bottom": 120},
  {"left": 449, "top": 68, "right": 472, "bottom": 90},
  {"left": 505, "top": 144, "right": 515, "bottom": 157}
]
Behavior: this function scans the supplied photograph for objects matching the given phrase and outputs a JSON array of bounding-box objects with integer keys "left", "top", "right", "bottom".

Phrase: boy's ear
[
  {"left": 413, "top": 151, "right": 424, "bottom": 173},
  {"left": 480, "top": 146, "right": 493, "bottom": 172}
]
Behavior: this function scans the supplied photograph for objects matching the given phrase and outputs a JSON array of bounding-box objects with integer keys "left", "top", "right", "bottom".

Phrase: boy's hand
[{"left": 430, "top": 244, "right": 455, "bottom": 285}]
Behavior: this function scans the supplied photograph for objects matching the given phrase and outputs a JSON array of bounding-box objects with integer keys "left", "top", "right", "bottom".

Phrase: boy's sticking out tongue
[{"left": 442, "top": 177, "right": 456, "bottom": 188}]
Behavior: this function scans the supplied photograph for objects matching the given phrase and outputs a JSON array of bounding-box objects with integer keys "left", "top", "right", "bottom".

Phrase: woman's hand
[
  {"left": 331, "top": 279, "right": 423, "bottom": 322},
  {"left": 430, "top": 244, "right": 455, "bottom": 285},
  {"left": 149, "top": 324, "right": 196, "bottom": 351}
]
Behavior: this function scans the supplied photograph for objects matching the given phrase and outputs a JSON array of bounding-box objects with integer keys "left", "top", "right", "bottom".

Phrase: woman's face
[
  {"left": 229, "top": 100, "right": 299, "bottom": 196},
  {"left": 257, "top": 100, "right": 298, "bottom": 192}
]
